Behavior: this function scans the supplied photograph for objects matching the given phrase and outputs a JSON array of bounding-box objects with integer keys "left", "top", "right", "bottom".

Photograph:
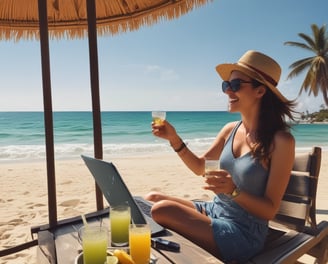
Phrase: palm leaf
[
  {"left": 284, "top": 41, "right": 312, "bottom": 52},
  {"left": 284, "top": 24, "right": 328, "bottom": 106}
]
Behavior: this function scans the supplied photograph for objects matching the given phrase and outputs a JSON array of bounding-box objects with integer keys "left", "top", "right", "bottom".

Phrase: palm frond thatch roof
[{"left": 0, "top": 0, "right": 212, "bottom": 41}]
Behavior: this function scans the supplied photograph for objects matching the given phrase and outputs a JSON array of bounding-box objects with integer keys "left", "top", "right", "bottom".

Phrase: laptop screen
[{"left": 81, "top": 155, "right": 147, "bottom": 225}]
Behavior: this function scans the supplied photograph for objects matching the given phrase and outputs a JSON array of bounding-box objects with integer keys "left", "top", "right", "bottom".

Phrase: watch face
[
  {"left": 224, "top": 188, "right": 240, "bottom": 199},
  {"left": 231, "top": 188, "right": 241, "bottom": 198}
]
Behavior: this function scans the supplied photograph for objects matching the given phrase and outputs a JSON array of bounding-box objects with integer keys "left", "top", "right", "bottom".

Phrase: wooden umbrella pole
[
  {"left": 86, "top": 0, "right": 104, "bottom": 211},
  {"left": 38, "top": 0, "right": 57, "bottom": 227}
]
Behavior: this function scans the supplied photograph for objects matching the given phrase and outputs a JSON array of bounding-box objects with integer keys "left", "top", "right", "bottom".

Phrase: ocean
[{"left": 0, "top": 111, "right": 327, "bottom": 162}]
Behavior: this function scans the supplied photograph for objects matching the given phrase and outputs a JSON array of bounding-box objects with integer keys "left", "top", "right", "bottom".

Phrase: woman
[{"left": 146, "top": 50, "right": 296, "bottom": 263}]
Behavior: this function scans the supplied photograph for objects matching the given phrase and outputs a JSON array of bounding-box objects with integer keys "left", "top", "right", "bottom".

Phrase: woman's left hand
[{"left": 203, "top": 170, "right": 235, "bottom": 195}]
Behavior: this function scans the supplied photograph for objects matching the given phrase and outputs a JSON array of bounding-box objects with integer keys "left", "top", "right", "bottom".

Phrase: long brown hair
[{"left": 252, "top": 87, "right": 296, "bottom": 167}]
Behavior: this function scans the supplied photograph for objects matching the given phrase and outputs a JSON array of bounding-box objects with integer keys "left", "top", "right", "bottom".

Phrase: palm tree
[{"left": 284, "top": 24, "right": 328, "bottom": 106}]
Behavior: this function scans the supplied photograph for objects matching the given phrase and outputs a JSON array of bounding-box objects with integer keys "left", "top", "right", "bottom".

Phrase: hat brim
[{"left": 216, "top": 63, "right": 288, "bottom": 103}]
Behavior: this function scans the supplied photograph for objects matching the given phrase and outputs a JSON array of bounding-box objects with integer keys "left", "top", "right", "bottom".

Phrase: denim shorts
[{"left": 194, "top": 197, "right": 268, "bottom": 263}]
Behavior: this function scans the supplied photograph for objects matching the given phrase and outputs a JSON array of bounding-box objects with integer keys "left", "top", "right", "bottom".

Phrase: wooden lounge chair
[{"left": 247, "top": 146, "right": 328, "bottom": 264}]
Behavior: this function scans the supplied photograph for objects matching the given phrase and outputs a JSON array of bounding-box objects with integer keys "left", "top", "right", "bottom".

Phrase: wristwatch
[{"left": 227, "top": 187, "right": 241, "bottom": 199}]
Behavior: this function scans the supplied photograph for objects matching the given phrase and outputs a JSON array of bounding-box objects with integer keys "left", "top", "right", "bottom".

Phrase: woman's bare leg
[
  {"left": 145, "top": 191, "right": 195, "bottom": 208},
  {"left": 145, "top": 192, "right": 221, "bottom": 258}
]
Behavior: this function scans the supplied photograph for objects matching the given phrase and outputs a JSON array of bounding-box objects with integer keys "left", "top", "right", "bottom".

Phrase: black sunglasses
[{"left": 222, "top": 79, "right": 261, "bottom": 93}]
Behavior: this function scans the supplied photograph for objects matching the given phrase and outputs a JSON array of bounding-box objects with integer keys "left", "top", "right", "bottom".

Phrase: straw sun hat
[{"left": 215, "top": 50, "right": 288, "bottom": 102}]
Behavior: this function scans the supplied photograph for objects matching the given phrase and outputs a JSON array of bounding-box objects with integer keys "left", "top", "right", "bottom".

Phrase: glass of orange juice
[{"left": 129, "top": 224, "right": 151, "bottom": 264}]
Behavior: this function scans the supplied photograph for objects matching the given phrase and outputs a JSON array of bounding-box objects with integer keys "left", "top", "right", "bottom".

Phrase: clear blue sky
[{"left": 0, "top": 0, "right": 327, "bottom": 112}]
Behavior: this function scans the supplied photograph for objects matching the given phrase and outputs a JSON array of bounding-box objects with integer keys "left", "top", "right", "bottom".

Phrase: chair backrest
[{"left": 273, "top": 147, "right": 322, "bottom": 232}]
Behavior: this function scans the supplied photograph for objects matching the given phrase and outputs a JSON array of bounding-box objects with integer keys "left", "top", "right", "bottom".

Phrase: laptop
[{"left": 81, "top": 155, "right": 165, "bottom": 236}]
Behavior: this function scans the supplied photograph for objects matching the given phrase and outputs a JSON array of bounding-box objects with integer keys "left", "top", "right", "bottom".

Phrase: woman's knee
[
  {"left": 151, "top": 200, "right": 178, "bottom": 222},
  {"left": 144, "top": 191, "right": 167, "bottom": 202}
]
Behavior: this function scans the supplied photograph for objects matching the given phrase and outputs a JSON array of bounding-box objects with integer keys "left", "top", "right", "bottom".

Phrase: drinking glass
[
  {"left": 80, "top": 226, "right": 108, "bottom": 264},
  {"left": 129, "top": 224, "right": 151, "bottom": 264},
  {"left": 204, "top": 159, "right": 220, "bottom": 175},
  {"left": 152, "top": 111, "right": 166, "bottom": 126},
  {"left": 110, "top": 204, "right": 131, "bottom": 246}
]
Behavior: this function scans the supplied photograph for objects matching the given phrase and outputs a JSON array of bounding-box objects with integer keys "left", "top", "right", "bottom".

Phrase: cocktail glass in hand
[
  {"left": 129, "top": 224, "right": 151, "bottom": 264},
  {"left": 204, "top": 159, "right": 220, "bottom": 175},
  {"left": 152, "top": 111, "right": 166, "bottom": 126},
  {"left": 110, "top": 204, "right": 131, "bottom": 246},
  {"left": 80, "top": 226, "right": 108, "bottom": 264}
]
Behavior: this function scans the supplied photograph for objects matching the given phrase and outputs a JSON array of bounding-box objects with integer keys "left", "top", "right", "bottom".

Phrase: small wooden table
[{"left": 33, "top": 208, "right": 223, "bottom": 264}]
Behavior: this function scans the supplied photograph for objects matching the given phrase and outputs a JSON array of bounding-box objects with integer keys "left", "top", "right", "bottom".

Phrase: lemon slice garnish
[
  {"left": 113, "top": 249, "right": 135, "bottom": 264},
  {"left": 106, "top": 255, "right": 119, "bottom": 264}
]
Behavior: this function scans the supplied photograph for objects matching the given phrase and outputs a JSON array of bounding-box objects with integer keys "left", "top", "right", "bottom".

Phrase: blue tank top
[{"left": 220, "top": 121, "right": 269, "bottom": 197}]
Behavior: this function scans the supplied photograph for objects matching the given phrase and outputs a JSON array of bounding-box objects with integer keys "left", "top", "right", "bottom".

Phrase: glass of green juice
[
  {"left": 80, "top": 226, "right": 108, "bottom": 264},
  {"left": 110, "top": 204, "right": 131, "bottom": 246}
]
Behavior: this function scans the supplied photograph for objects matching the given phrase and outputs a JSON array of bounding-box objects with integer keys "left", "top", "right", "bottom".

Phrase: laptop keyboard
[{"left": 134, "top": 197, "right": 152, "bottom": 217}]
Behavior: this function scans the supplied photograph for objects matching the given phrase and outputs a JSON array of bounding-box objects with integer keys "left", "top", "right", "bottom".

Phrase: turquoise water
[{"left": 0, "top": 111, "right": 327, "bottom": 161}]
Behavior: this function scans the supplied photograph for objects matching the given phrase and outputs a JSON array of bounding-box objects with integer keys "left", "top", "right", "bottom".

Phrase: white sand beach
[{"left": 0, "top": 151, "right": 327, "bottom": 264}]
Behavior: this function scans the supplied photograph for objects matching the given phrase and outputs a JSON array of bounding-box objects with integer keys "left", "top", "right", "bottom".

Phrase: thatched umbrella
[{"left": 0, "top": 0, "right": 212, "bottom": 228}]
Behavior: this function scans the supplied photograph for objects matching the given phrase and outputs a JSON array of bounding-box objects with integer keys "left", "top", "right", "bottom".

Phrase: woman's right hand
[{"left": 152, "top": 120, "right": 178, "bottom": 142}]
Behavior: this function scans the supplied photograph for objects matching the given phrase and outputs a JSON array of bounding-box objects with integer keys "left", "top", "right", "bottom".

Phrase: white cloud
[{"left": 143, "top": 64, "right": 179, "bottom": 81}]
